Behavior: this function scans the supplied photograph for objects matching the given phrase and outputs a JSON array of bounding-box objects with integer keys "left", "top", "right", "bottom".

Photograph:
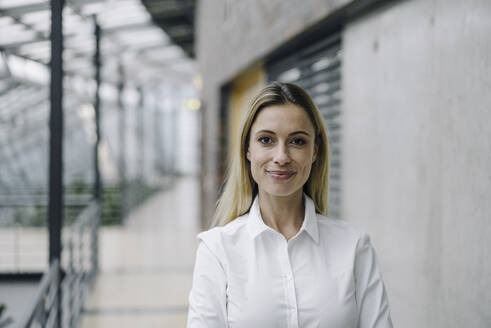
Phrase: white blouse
[{"left": 187, "top": 195, "right": 393, "bottom": 328}]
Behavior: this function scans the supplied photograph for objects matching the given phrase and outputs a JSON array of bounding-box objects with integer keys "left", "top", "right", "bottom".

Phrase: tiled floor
[{"left": 81, "top": 176, "right": 201, "bottom": 328}]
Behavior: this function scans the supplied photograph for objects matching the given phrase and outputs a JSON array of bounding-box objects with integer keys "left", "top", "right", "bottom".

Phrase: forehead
[{"left": 250, "top": 103, "right": 315, "bottom": 134}]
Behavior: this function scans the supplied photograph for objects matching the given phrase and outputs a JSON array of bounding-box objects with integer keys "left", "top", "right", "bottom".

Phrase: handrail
[
  {"left": 18, "top": 199, "right": 100, "bottom": 328},
  {"left": 63, "top": 199, "right": 100, "bottom": 327},
  {"left": 71, "top": 200, "right": 98, "bottom": 231},
  {"left": 18, "top": 259, "right": 59, "bottom": 328}
]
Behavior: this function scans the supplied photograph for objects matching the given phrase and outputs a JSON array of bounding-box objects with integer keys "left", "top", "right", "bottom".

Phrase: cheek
[
  {"left": 293, "top": 149, "right": 315, "bottom": 166},
  {"left": 249, "top": 155, "right": 265, "bottom": 171},
  {"left": 248, "top": 146, "right": 267, "bottom": 164},
  {"left": 248, "top": 154, "right": 264, "bottom": 183}
]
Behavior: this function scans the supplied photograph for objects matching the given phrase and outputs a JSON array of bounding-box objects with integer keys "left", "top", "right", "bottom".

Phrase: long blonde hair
[{"left": 212, "top": 82, "right": 330, "bottom": 226}]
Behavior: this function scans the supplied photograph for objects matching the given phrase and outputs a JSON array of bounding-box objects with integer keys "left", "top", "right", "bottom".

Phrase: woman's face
[{"left": 247, "top": 102, "right": 318, "bottom": 199}]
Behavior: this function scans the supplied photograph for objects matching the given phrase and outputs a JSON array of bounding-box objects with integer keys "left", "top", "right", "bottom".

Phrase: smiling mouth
[{"left": 266, "top": 170, "right": 296, "bottom": 180}]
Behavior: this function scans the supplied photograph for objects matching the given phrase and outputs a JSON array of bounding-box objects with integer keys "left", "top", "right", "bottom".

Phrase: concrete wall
[
  {"left": 196, "top": 0, "right": 351, "bottom": 226},
  {"left": 342, "top": 0, "right": 491, "bottom": 326}
]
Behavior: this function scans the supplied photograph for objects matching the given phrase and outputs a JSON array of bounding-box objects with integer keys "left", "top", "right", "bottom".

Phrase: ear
[{"left": 246, "top": 149, "right": 251, "bottom": 161}]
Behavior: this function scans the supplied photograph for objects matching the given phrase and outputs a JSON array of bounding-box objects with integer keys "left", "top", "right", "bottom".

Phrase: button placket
[{"left": 282, "top": 239, "right": 298, "bottom": 328}]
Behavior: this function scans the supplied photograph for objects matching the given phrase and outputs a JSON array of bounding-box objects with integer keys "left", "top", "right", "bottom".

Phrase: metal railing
[
  {"left": 19, "top": 200, "right": 100, "bottom": 328},
  {"left": 62, "top": 201, "right": 99, "bottom": 327},
  {"left": 0, "top": 202, "right": 91, "bottom": 274},
  {"left": 17, "top": 260, "right": 60, "bottom": 328}
]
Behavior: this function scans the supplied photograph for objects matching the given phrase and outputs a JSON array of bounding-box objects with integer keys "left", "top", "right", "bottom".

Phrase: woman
[{"left": 187, "top": 82, "right": 393, "bottom": 327}]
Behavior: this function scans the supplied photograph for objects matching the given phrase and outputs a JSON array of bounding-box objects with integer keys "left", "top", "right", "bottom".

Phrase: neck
[{"left": 258, "top": 190, "right": 305, "bottom": 241}]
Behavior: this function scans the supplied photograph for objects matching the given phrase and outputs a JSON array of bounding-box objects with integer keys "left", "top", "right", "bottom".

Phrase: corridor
[{"left": 81, "top": 176, "right": 200, "bottom": 327}]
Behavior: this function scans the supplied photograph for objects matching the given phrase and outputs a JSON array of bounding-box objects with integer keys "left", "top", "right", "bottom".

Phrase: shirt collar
[{"left": 246, "top": 193, "right": 320, "bottom": 244}]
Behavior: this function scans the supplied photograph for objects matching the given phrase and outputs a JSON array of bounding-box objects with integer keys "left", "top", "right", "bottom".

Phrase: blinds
[{"left": 267, "top": 33, "right": 342, "bottom": 218}]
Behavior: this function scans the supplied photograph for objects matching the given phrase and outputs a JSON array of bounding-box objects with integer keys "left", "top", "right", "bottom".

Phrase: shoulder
[
  {"left": 197, "top": 213, "right": 249, "bottom": 256},
  {"left": 316, "top": 213, "right": 365, "bottom": 237},
  {"left": 315, "top": 213, "right": 370, "bottom": 250}
]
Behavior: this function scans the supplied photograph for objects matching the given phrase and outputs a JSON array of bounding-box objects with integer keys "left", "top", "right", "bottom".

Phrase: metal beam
[
  {"left": 117, "top": 63, "right": 126, "bottom": 223},
  {"left": 93, "top": 15, "right": 101, "bottom": 201},
  {"left": 0, "top": 2, "right": 49, "bottom": 17},
  {"left": 101, "top": 22, "right": 154, "bottom": 34},
  {"left": 137, "top": 87, "right": 144, "bottom": 180},
  {"left": 0, "top": 0, "right": 103, "bottom": 17},
  {"left": 93, "top": 17, "right": 102, "bottom": 276},
  {"left": 92, "top": 18, "right": 102, "bottom": 278},
  {"left": 48, "top": 0, "right": 64, "bottom": 326},
  {"left": 0, "top": 37, "right": 50, "bottom": 51},
  {"left": 0, "top": 194, "right": 92, "bottom": 207}
]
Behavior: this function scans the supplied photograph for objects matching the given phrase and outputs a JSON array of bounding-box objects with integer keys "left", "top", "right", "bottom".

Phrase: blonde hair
[{"left": 212, "top": 82, "right": 330, "bottom": 226}]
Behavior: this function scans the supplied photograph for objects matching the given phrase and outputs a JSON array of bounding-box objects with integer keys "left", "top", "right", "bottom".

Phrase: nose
[{"left": 273, "top": 144, "right": 291, "bottom": 165}]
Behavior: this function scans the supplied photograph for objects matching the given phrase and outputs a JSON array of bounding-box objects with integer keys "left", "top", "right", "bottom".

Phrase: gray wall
[{"left": 342, "top": 0, "right": 491, "bottom": 326}]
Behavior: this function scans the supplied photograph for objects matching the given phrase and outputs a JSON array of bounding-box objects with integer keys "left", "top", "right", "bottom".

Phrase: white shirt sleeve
[
  {"left": 354, "top": 234, "right": 393, "bottom": 328},
  {"left": 187, "top": 240, "right": 228, "bottom": 328}
]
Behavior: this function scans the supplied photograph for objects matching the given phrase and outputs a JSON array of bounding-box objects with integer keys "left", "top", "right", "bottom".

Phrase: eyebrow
[{"left": 255, "top": 129, "right": 312, "bottom": 137}]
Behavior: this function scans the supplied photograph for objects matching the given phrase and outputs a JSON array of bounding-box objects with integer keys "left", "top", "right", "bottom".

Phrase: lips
[{"left": 266, "top": 170, "right": 296, "bottom": 180}]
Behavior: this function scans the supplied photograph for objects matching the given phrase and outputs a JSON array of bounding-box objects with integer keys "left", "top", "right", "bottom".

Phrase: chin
[{"left": 262, "top": 185, "right": 303, "bottom": 198}]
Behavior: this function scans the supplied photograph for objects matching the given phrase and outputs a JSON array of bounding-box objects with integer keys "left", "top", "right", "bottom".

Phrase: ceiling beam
[{"left": 0, "top": 0, "right": 103, "bottom": 17}]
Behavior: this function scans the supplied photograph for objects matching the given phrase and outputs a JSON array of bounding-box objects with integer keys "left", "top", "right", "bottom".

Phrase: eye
[
  {"left": 290, "top": 137, "right": 306, "bottom": 146},
  {"left": 258, "top": 136, "right": 273, "bottom": 144}
]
